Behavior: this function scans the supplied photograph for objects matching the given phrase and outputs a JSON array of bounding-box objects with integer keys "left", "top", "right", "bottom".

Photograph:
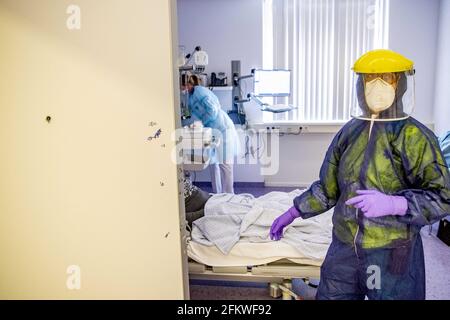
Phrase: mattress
[
  {"left": 187, "top": 240, "right": 324, "bottom": 267},
  {"left": 187, "top": 190, "right": 332, "bottom": 269}
]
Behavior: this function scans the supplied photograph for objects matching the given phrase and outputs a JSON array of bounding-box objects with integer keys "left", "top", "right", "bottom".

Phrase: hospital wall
[
  {"left": 434, "top": 0, "right": 450, "bottom": 137},
  {"left": 0, "top": 0, "right": 188, "bottom": 299},
  {"left": 389, "top": 0, "right": 440, "bottom": 125},
  {"left": 178, "top": 0, "right": 443, "bottom": 186}
]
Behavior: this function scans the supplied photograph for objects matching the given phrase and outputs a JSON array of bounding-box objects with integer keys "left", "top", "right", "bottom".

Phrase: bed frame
[{"left": 188, "top": 258, "right": 321, "bottom": 283}]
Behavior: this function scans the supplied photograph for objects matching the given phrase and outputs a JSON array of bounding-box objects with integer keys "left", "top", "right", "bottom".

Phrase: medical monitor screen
[{"left": 253, "top": 69, "right": 291, "bottom": 97}]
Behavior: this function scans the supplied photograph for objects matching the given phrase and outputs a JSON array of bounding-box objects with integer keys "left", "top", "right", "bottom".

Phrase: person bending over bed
[{"left": 270, "top": 50, "right": 450, "bottom": 300}]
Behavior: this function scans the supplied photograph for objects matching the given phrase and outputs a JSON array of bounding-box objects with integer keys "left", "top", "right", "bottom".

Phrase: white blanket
[{"left": 191, "top": 189, "right": 333, "bottom": 260}]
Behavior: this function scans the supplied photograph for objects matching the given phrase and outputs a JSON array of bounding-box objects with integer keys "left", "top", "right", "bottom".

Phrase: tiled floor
[
  {"left": 421, "top": 229, "right": 450, "bottom": 300},
  {"left": 190, "top": 183, "right": 450, "bottom": 300}
]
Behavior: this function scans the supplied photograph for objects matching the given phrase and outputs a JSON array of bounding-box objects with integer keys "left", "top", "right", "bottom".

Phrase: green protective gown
[{"left": 294, "top": 74, "right": 450, "bottom": 249}]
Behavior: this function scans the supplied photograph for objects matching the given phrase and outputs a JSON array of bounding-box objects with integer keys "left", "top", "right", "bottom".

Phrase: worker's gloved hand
[
  {"left": 345, "top": 190, "right": 408, "bottom": 218},
  {"left": 270, "top": 206, "right": 301, "bottom": 241}
]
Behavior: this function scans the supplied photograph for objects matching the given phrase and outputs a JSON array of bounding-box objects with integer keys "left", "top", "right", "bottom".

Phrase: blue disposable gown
[{"left": 188, "top": 86, "right": 239, "bottom": 164}]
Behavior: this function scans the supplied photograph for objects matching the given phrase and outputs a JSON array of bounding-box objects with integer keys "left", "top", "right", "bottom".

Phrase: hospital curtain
[{"left": 262, "top": 0, "right": 390, "bottom": 122}]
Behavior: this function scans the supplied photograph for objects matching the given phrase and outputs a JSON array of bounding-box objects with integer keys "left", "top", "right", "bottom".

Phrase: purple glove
[
  {"left": 345, "top": 189, "right": 408, "bottom": 218},
  {"left": 270, "top": 206, "right": 301, "bottom": 241}
]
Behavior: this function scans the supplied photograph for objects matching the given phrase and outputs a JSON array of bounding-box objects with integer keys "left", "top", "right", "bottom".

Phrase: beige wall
[{"left": 0, "top": 0, "right": 188, "bottom": 299}]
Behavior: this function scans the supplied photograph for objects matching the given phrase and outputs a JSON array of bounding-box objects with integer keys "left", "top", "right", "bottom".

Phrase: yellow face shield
[
  {"left": 351, "top": 50, "right": 415, "bottom": 121},
  {"left": 352, "top": 71, "right": 415, "bottom": 121}
]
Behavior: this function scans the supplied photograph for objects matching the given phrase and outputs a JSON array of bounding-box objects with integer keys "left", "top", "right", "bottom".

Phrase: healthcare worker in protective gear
[
  {"left": 184, "top": 75, "right": 239, "bottom": 193},
  {"left": 270, "top": 49, "right": 450, "bottom": 300}
]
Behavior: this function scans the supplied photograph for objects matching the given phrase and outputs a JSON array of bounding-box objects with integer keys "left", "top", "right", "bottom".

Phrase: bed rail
[{"left": 188, "top": 260, "right": 320, "bottom": 283}]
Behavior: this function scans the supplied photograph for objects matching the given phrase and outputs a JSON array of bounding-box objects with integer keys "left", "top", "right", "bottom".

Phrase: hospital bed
[
  {"left": 186, "top": 239, "right": 322, "bottom": 284},
  {"left": 184, "top": 190, "right": 331, "bottom": 288}
]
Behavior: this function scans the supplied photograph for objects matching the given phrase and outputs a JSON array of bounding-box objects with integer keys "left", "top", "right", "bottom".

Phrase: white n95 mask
[{"left": 364, "top": 78, "right": 396, "bottom": 113}]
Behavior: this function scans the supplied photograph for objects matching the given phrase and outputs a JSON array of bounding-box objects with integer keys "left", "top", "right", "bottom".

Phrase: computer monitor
[{"left": 253, "top": 69, "right": 291, "bottom": 97}]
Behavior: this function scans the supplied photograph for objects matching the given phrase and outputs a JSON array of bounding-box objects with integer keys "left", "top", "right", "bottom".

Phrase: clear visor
[{"left": 351, "top": 70, "right": 415, "bottom": 121}]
